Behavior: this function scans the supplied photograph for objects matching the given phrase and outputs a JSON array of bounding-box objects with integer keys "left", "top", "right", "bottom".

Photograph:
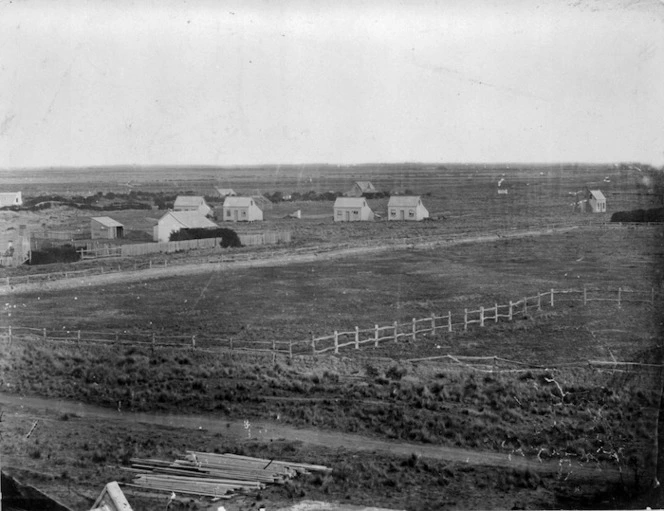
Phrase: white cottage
[
  {"left": 333, "top": 197, "right": 374, "bottom": 222},
  {"left": 153, "top": 211, "right": 218, "bottom": 242},
  {"left": 222, "top": 197, "right": 263, "bottom": 222},
  {"left": 173, "top": 196, "right": 212, "bottom": 216},
  {"left": 387, "top": 196, "right": 429, "bottom": 221},
  {"left": 588, "top": 190, "right": 606, "bottom": 213},
  {"left": 0, "top": 192, "right": 22, "bottom": 208}
]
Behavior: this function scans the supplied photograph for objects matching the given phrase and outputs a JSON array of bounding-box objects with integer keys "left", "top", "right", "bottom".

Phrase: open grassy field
[{"left": 1, "top": 164, "right": 663, "bottom": 509}]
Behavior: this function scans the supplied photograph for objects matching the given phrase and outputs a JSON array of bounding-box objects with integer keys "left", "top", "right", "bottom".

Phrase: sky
[{"left": 0, "top": 0, "right": 663, "bottom": 168}]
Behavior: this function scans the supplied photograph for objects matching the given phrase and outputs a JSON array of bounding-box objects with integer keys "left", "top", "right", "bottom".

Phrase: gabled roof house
[
  {"left": 222, "top": 196, "right": 263, "bottom": 222},
  {"left": 173, "top": 196, "right": 212, "bottom": 216},
  {"left": 387, "top": 196, "right": 429, "bottom": 221},
  {"left": 0, "top": 192, "right": 22, "bottom": 208},
  {"left": 333, "top": 197, "right": 374, "bottom": 222},
  {"left": 153, "top": 211, "right": 218, "bottom": 242},
  {"left": 91, "top": 216, "right": 124, "bottom": 239},
  {"left": 346, "top": 181, "right": 377, "bottom": 197}
]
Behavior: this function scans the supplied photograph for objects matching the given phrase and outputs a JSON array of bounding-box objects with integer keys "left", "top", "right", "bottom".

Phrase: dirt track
[
  {"left": 0, "top": 390, "right": 619, "bottom": 481},
  {"left": 0, "top": 226, "right": 579, "bottom": 295}
]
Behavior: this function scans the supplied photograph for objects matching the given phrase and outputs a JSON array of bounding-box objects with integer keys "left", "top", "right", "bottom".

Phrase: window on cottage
[
  {"left": 354, "top": 210, "right": 359, "bottom": 215},
  {"left": 409, "top": 210, "right": 415, "bottom": 217},
  {"left": 337, "top": 210, "right": 342, "bottom": 217},
  {"left": 390, "top": 210, "right": 396, "bottom": 216},
  {"left": 226, "top": 210, "right": 231, "bottom": 217},
  {"left": 242, "top": 210, "right": 247, "bottom": 216}
]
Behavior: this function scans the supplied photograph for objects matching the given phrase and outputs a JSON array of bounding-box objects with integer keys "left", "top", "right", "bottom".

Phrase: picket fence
[{"left": 1, "top": 286, "right": 657, "bottom": 366}]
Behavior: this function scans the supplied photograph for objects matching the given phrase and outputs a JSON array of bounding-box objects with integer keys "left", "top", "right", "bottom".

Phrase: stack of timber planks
[{"left": 128, "top": 452, "right": 332, "bottom": 499}]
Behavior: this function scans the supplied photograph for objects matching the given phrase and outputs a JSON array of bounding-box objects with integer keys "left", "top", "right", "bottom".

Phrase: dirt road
[
  {"left": 0, "top": 390, "right": 619, "bottom": 481},
  {"left": 0, "top": 226, "right": 579, "bottom": 295}
]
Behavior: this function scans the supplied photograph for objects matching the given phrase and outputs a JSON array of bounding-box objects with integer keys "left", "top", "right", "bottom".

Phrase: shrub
[
  {"left": 29, "top": 245, "right": 81, "bottom": 265},
  {"left": 170, "top": 227, "right": 241, "bottom": 247}
]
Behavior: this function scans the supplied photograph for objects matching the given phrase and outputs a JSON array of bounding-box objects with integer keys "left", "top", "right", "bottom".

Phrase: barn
[
  {"left": 90, "top": 216, "right": 124, "bottom": 239},
  {"left": 387, "top": 196, "right": 429, "bottom": 221},
  {"left": 345, "top": 181, "right": 377, "bottom": 197},
  {"left": 222, "top": 197, "right": 263, "bottom": 222},
  {"left": 333, "top": 197, "right": 374, "bottom": 222},
  {"left": 0, "top": 192, "right": 23, "bottom": 208},
  {"left": 173, "top": 196, "right": 212, "bottom": 216},
  {"left": 153, "top": 211, "right": 218, "bottom": 242}
]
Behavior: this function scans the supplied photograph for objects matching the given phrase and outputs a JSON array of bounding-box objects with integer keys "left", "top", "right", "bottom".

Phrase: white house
[
  {"left": 0, "top": 192, "right": 22, "bottom": 208},
  {"left": 333, "top": 197, "right": 374, "bottom": 222},
  {"left": 173, "top": 196, "right": 212, "bottom": 216},
  {"left": 153, "top": 211, "right": 218, "bottom": 242},
  {"left": 387, "top": 196, "right": 429, "bottom": 221},
  {"left": 222, "top": 196, "right": 263, "bottom": 222}
]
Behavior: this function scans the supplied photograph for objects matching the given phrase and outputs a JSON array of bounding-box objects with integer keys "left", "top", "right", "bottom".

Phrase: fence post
[
  {"left": 583, "top": 287, "right": 587, "bottom": 305},
  {"left": 355, "top": 326, "right": 359, "bottom": 349},
  {"left": 289, "top": 339, "right": 293, "bottom": 360},
  {"left": 311, "top": 334, "right": 316, "bottom": 355},
  {"left": 431, "top": 316, "right": 436, "bottom": 335},
  {"left": 551, "top": 289, "right": 554, "bottom": 307},
  {"left": 618, "top": 287, "right": 621, "bottom": 307},
  {"left": 493, "top": 303, "right": 498, "bottom": 322},
  {"left": 464, "top": 309, "right": 468, "bottom": 330},
  {"left": 191, "top": 336, "right": 196, "bottom": 348},
  {"left": 77, "top": 330, "right": 81, "bottom": 343},
  {"left": 523, "top": 297, "right": 527, "bottom": 315},
  {"left": 8, "top": 326, "right": 12, "bottom": 346},
  {"left": 448, "top": 312, "right": 452, "bottom": 332},
  {"left": 374, "top": 324, "right": 379, "bottom": 348},
  {"left": 480, "top": 307, "right": 484, "bottom": 327},
  {"left": 412, "top": 318, "right": 417, "bottom": 341},
  {"left": 43, "top": 328, "right": 46, "bottom": 341},
  {"left": 537, "top": 293, "right": 542, "bottom": 311},
  {"left": 149, "top": 260, "right": 152, "bottom": 269},
  {"left": 508, "top": 301, "right": 513, "bottom": 320},
  {"left": 272, "top": 338, "right": 276, "bottom": 353},
  {"left": 393, "top": 321, "right": 398, "bottom": 342},
  {"left": 230, "top": 338, "right": 233, "bottom": 350},
  {"left": 334, "top": 330, "right": 339, "bottom": 354}
]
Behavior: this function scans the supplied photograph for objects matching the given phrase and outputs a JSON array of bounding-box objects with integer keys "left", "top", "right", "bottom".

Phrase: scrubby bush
[
  {"left": 170, "top": 227, "right": 241, "bottom": 247},
  {"left": 611, "top": 206, "right": 664, "bottom": 223},
  {"left": 29, "top": 245, "right": 81, "bottom": 265}
]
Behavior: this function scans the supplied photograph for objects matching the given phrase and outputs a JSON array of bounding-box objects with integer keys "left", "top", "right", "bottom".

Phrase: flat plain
[{"left": 0, "top": 163, "right": 663, "bottom": 510}]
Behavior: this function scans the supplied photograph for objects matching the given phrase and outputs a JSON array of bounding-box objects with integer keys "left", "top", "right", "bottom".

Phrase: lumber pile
[{"left": 128, "top": 452, "right": 331, "bottom": 499}]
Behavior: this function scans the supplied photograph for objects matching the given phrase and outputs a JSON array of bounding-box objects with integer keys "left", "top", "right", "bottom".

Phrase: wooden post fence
[
  {"left": 191, "top": 336, "right": 196, "bottom": 348},
  {"left": 288, "top": 339, "right": 293, "bottom": 360},
  {"left": 480, "top": 307, "right": 484, "bottom": 327},
  {"left": 447, "top": 312, "right": 452, "bottom": 332},
  {"left": 334, "top": 330, "right": 339, "bottom": 354},
  {"left": 431, "top": 316, "right": 436, "bottom": 335},
  {"left": 551, "top": 289, "right": 554, "bottom": 307},
  {"left": 374, "top": 324, "right": 379, "bottom": 348},
  {"left": 393, "top": 321, "right": 398, "bottom": 343},
  {"left": 494, "top": 303, "right": 498, "bottom": 323},
  {"left": 523, "top": 297, "right": 527, "bottom": 315},
  {"left": 311, "top": 334, "right": 315, "bottom": 355},
  {"left": 355, "top": 326, "right": 360, "bottom": 349},
  {"left": 508, "top": 301, "right": 513, "bottom": 320},
  {"left": 77, "top": 330, "right": 81, "bottom": 343},
  {"left": 537, "top": 293, "right": 542, "bottom": 311},
  {"left": 8, "top": 326, "right": 12, "bottom": 346},
  {"left": 583, "top": 287, "right": 587, "bottom": 305},
  {"left": 412, "top": 318, "right": 416, "bottom": 341},
  {"left": 464, "top": 309, "right": 468, "bottom": 331},
  {"left": 43, "top": 328, "right": 46, "bottom": 340},
  {"left": 618, "top": 287, "right": 622, "bottom": 307}
]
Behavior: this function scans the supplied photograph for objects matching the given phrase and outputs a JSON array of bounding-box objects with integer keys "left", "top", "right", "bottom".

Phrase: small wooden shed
[
  {"left": 222, "top": 196, "right": 264, "bottom": 222},
  {"left": 0, "top": 191, "right": 22, "bottom": 208},
  {"left": 91, "top": 216, "right": 124, "bottom": 239},
  {"left": 588, "top": 189, "right": 606, "bottom": 213},
  {"left": 333, "top": 197, "right": 374, "bottom": 222},
  {"left": 387, "top": 196, "right": 429, "bottom": 221}
]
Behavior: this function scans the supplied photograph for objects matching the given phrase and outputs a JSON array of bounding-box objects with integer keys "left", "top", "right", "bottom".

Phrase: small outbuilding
[
  {"left": 0, "top": 191, "right": 22, "bottom": 208},
  {"left": 216, "top": 188, "right": 237, "bottom": 198},
  {"left": 345, "top": 181, "right": 377, "bottom": 197},
  {"left": 173, "top": 196, "right": 212, "bottom": 216},
  {"left": 588, "top": 189, "right": 606, "bottom": 213},
  {"left": 222, "top": 196, "right": 264, "bottom": 222},
  {"left": 387, "top": 196, "right": 429, "bottom": 221},
  {"left": 333, "top": 197, "right": 374, "bottom": 222},
  {"left": 153, "top": 211, "right": 218, "bottom": 242},
  {"left": 91, "top": 216, "right": 124, "bottom": 239}
]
